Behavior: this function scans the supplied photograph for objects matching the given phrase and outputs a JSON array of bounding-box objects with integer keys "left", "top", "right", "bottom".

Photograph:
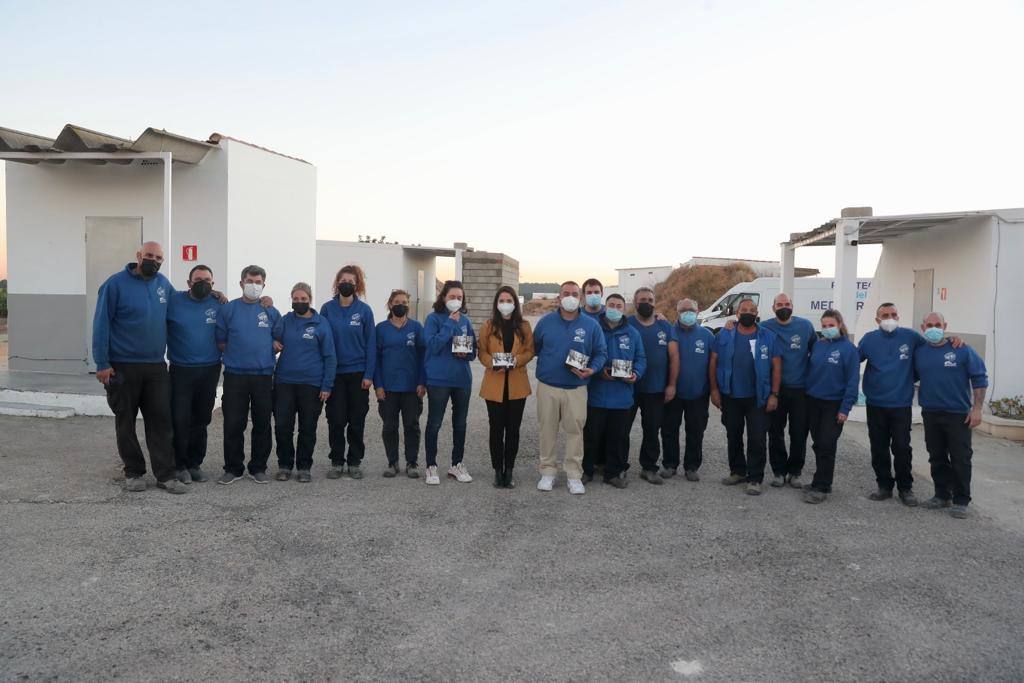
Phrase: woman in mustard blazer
[{"left": 478, "top": 286, "right": 535, "bottom": 488}]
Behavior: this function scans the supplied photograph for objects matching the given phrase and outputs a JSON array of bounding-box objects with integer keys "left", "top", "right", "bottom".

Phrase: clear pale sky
[{"left": 2, "top": 0, "right": 1023, "bottom": 283}]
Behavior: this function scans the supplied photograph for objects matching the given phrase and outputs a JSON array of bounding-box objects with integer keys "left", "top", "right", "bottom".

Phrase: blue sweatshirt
[
  {"left": 914, "top": 341, "right": 988, "bottom": 413},
  {"left": 674, "top": 324, "right": 714, "bottom": 400},
  {"left": 215, "top": 298, "right": 282, "bottom": 375},
  {"left": 166, "top": 291, "right": 223, "bottom": 367},
  {"left": 629, "top": 317, "right": 676, "bottom": 394},
  {"left": 582, "top": 306, "right": 605, "bottom": 321},
  {"left": 423, "top": 311, "right": 476, "bottom": 389},
  {"left": 857, "top": 327, "right": 924, "bottom": 408},
  {"left": 272, "top": 311, "right": 337, "bottom": 391},
  {"left": 806, "top": 337, "right": 860, "bottom": 415},
  {"left": 713, "top": 325, "right": 780, "bottom": 407},
  {"left": 761, "top": 316, "right": 816, "bottom": 388},
  {"left": 532, "top": 310, "right": 608, "bottom": 389},
  {"left": 374, "top": 318, "right": 427, "bottom": 392},
  {"left": 92, "top": 263, "right": 173, "bottom": 370},
  {"left": 320, "top": 296, "right": 376, "bottom": 380},
  {"left": 588, "top": 317, "right": 647, "bottom": 409}
]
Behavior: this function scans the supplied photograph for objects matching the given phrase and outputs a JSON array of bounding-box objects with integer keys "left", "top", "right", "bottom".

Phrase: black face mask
[
  {"left": 190, "top": 280, "right": 212, "bottom": 299},
  {"left": 390, "top": 304, "right": 409, "bottom": 318},
  {"left": 139, "top": 258, "right": 160, "bottom": 277},
  {"left": 775, "top": 307, "right": 793, "bottom": 321},
  {"left": 292, "top": 302, "right": 311, "bottom": 315},
  {"left": 636, "top": 303, "right": 655, "bottom": 318},
  {"left": 338, "top": 282, "right": 356, "bottom": 298},
  {"left": 738, "top": 313, "right": 758, "bottom": 327}
]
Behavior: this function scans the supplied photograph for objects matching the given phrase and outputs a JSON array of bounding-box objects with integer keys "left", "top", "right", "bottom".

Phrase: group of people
[{"left": 92, "top": 242, "right": 989, "bottom": 518}]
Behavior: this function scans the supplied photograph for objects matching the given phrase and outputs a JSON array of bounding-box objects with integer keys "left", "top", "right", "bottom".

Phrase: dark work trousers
[
  {"left": 274, "top": 382, "right": 324, "bottom": 471},
  {"left": 922, "top": 410, "right": 973, "bottom": 506},
  {"left": 378, "top": 391, "right": 423, "bottom": 467},
  {"left": 425, "top": 385, "right": 471, "bottom": 468},
  {"left": 105, "top": 362, "right": 176, "bottom": 482},
  {"left": 486, "top": 396, "right": 527, "bottom": 475},
  {"left": 661, "top": 394, "right": 711, "bottom": 472},
  {"left": 221, "top": 372, "right": 273, "bottom": 476},
  {"left": 807, "top": 397, "right": 845, "bottom": 493},
  {"left": 169, "top": 363, "right": 221, "bottom": 471},
  {"left": 326, "top": 372, "right": 370, "bottom": 467},
  {"left": 721, "top": 395, "right": 769, "bottom": 482},
  {"left": 625, "top": 392, "right": 666, "bottom": 473},
  {"left": 583, "top": 406, "right": 630, "bottom": 480},
  {"left": 768, "top": 386, "right": 809, "bottom": 477},
  {"left": 865, "top": 405, "right": 914, "bottom": 492}
]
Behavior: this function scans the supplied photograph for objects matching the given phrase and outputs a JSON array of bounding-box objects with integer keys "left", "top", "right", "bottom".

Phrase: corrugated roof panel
[{"left": 132, "top": 128, "right": 214, "bottom": 164}]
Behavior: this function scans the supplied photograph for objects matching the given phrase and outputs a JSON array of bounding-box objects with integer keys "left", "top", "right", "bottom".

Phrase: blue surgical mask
[
  {"left": 679, "top": 311, "right": 698, "bottom": 327},
  {"left": 923, "top": 327, "right": 945, "bottom": 344},
  {"left": 585, "top": 294, "right": 603, "bottom": 308},
  {"left": 605, "top": 308, "right": 623, "bottom": 323},
  {"left": 821, "top": 326, "right": 840, "bottom": 340}
]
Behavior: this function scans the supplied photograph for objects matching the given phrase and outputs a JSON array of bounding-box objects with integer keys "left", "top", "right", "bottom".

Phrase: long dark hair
[
  {"left": 821, "top": 309, "right": 849, "bottom": 338},
  {"left": 490, "top": 285, "right": 525, "bottom": 342},
  {"left": 432, "top": 280, "right": 466, "bottom": 314}
]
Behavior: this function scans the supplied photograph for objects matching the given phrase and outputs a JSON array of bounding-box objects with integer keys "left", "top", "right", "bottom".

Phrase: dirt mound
[
  {"left": 653, "top": 263, "right": 757, "bottom": 319},
  {"left": 522, "top": 299, "right": 560, "bottom": 316}
]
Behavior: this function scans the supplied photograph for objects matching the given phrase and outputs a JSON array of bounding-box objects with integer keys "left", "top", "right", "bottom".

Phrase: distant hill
[{"left": 518, "top": 282, "right": 560, "bottom": 298}]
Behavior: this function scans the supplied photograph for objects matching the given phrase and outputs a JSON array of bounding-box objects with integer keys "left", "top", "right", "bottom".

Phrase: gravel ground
[{"left": 1, "top": 365, "right": 1023, "bottom": 682}]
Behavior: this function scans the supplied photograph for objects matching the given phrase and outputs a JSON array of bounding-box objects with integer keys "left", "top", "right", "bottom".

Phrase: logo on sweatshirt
[
  {"left": 573, "top": 328, "right": 586, "bottom": 343},
  {"left": 204, "top": 308, "right": 217, "bottom": 324},
  {"left": 406, "top": 332, "right": 416, "bottom": 346},
  {"left": 657, "top": 330, "right": 668, "bottom": 346},
  {"left": 619, "top": 337, "right": 630, "bottom": 350},
  {"left": 694, "top": 339, "right": 706, "bottom": 354},
  {"left": 759, "top": 344, "right": 769, "bottom": 360},
  {"left": 350, "top": 313, "right": 362, "bottom": 326},
  {"left": 790, "top": 334, "right": 802, "bottom": 350},
  {"left": 899, "top": 343, "right": 910, "bottom": 360},
  {"left": 944, "top": 351, "right": 958, "bottom": 368},
  {"left": 257, "top": 311, "right": 269, "bottom": 328},
  {"left": 828, "top": 349, "right": 841, "bottom": 365},
  {"left": 303, "top": 326, "right": 316, "bottom": 340},
  {"left": 156, "top": 286, "right": 167, "bottom": 304}
]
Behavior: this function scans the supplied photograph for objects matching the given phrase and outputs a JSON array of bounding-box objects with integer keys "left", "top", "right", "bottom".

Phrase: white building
[
  {"left": 1, "top": 124, "right": 316, "bottom": 374},
  {"left": 606, "top": 265, "right": 675, "bottom": 302},
  {"left": 781, "top": 207, "right": 1024, "bottom": 422},
  {"left": 315, "top": 240, "right": 456, "bottom": 323}
]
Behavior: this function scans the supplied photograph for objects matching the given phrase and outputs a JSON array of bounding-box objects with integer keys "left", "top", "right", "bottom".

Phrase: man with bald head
[{"left": 92, "top": 242, "right": 186, "bottom": 494}]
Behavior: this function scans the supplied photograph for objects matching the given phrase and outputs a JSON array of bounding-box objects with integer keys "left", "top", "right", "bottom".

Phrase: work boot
[
  {"left": 746, "top": 482, "right": 762, "bottom": 496},
  {"left": 770, "top": 475, "right": 786, "bottom": 488},
  {"left": 684, "top": 470, "right": 700, "bottom": 482},
  {"left": 275, "top": 470, "right": 292, "bottom": 482},
  {"left": 804, "top": 489, "right": 827, "bottom": 504},
  {"left": 640, "top": 470, "right": 664, "bottom": 485},
  {"left": 348, "top": 466, "right": 364, "bottom": 480},
  {"left": 922, "top": 496, "right": 952, "bottom": 509},
  {"left": 949, "top": 505, "right": 969, "bottom": 519},
  {"left": 175, "top": 469, "right": 192, "bottom": 484},
  {"left": 493, "top": 470, "right": 504, "bottom": 488},
  {"left": 660, "top": 467, "right": 677, "bottom": 479},
  {"left": 898, "top": 490, "right": 919, "bottom": 507},
  {"left": 787, "top": 475, "right": 804, "bottom": 489},
  {"left": 157, "top": 479, "right": 188, "bottom": 494},
  {"left": 383, "top": 464, "right": 399, "bottom": 478},
  {"left": 296, "top": 470, "right": 312, "bottom": 483},
  {"left": 406, "top": 464, "right": 420, "bottom": 478},
  {"left": 581, "top": 472, "right": 594, "bottom": 484},
  {"left": 326, "top": 465, "right": 345, "bottom": 479},
  {"left": 188, "top": 467, "right": 208, "bottom": 483},
  {"left": 502, "top": 471, "right": 516, "bottom": 489},
  {"left": 868, "top": 488, "right": 893, "bottom": 501},
  {"left": 125, "top": 477, "right": 146, "bottom": 492},
  {"left": 604, "top": 476, "right": 628, "bottom": 489},
  {"left": 721, "top": 473, "right": 745, "bottom": 486}
]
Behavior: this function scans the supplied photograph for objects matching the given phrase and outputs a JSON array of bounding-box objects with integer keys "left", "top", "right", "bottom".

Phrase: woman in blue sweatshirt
[
  {"left": 374, "top": 289, "right": 426, "bottom": 479},
  {"left": 582, "top": 294, "right": 646, "bottom": 488},
  {"left": 272, "top": 283, "right": 336, "bottom": 482},
  {"left": 422, "top": 280, "right": 476, "bottom": 486},
  {"left": 320, "top": 265, "right": 376, "bottom": 480},
  {"left": 804, "top": 309, "right": 860, "bottom": 503}
]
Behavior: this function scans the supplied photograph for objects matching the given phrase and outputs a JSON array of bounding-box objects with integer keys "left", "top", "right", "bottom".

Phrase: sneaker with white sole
[
  {"left": 537, "top": 475, "right": 555, "bottom": 491},
  {"left": 448, "top": 462, "right": 473, "bottom": 483},
  {"left": 567, "top": 479, "right": 586, "bottom": 495},
  {"left": 217, "top": 472, "right": 242, "bottom": 485},
  {"left": 425, "top": 466, "right": 441, "bottom": 485}
]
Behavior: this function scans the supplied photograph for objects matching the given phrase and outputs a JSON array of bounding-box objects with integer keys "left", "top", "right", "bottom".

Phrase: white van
[{"left": 698, "top": 277, "right": 872, "bottom": 333}]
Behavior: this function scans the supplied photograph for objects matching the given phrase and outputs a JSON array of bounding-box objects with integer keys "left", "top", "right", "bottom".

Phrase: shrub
[{"left": 989, "top": 395, "right": 1024, "bottom": 420}]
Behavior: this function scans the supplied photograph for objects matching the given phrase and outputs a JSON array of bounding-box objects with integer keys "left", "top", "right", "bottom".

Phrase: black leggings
[{"left": 485, "top": 398, "right": 526, "bottom": 474}]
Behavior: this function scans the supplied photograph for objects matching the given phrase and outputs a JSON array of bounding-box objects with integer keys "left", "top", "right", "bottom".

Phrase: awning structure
[{"left": 0, "top": 124, "right": 215, "bottom": 165}]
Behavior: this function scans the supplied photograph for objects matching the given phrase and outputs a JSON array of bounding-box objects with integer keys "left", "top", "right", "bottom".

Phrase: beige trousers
[{"left": 536, "top": 381, "right": 588, "bottom": 479}]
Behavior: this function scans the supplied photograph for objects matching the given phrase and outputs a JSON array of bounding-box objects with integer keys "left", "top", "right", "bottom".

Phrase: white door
[
  {"left": 85, "top": 216, "right": 144, "bottom": 370},
  {"left": 913, "top": 269, "right": 934, "bottom": 330}
]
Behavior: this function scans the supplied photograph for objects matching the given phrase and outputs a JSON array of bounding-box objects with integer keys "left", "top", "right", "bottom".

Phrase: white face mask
[
  {"left": 445, "top": 298, "right": 463, "bottom": 313},
  {"left": 879, "top": 318, "right": 899, "bottom": 333},
  {"left": 497, "top": 302, "right": 515, "bottom": 316},
  {"left": 243, "top": 282, "right": 264, "bottom": 300},
  {"left": 560, "top": 296, "right": 580, "bottom": 313}
]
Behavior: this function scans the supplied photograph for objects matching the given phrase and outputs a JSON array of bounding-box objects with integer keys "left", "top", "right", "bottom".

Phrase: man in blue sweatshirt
[
  {"left": 914, "top": 312, "right": 988, "bottom": 519},
  {"left": 625, "top": 287, "right": 679, "bottom": 485},
  {"left": 166, "top": 264, "right": 223, "bottom": 484},
  {"left": 215, "top": 265, "right": 282, "bottom": 485},
  {"left": 533, "top": 281, "right": 608, "bottom": 495},
  {"left": 92, "top": 241, "right": 185, "bottom": 494},
  {"left": 661, "top": 298, "right": 715, "bottom": 481},
  {"left": 581, "top": 278, "right": 605, "bottom": 320},
  {"left": 760, "top": 293, "right": 816, "bottom": 489},
  {"left": 709, "top": 298, "right": 782, "bottom": 496}
]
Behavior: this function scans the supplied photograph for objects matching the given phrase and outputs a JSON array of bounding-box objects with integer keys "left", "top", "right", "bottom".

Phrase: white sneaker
[
  {"left": 448, "top": 462, "right": 473, "bottom": 483},
  {"left": 425, "top": 466, "right": 440, "bottom": 485},
  {"left": 567, "top": 479, "right": 586, "bottom": 495},
  {"left": 537, "top": 475, "right": 555, "bottom": 491}
]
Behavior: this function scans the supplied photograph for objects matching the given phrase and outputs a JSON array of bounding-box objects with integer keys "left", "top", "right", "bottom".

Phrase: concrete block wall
[{"left": 462, "top": 251, "right": 519, "bottom": 326}]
